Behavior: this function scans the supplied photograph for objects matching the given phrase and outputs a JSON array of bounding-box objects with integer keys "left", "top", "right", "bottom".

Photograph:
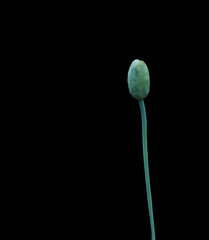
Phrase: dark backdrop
[{"left": 15, "top": 6, "right": 208, "bottom": 239}]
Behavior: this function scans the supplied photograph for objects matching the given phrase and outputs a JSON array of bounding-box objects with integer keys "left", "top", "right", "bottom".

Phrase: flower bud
[{"left": 127, "top": 59, "right": 150, "bottom": 101}]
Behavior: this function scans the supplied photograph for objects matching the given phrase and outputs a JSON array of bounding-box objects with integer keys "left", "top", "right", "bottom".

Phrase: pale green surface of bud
[{"left": 127, "top": 59, "right": 150, "bottom": 101}]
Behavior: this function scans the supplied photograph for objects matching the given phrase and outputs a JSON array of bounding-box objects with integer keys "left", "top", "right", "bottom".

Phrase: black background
[{"left": 7, "top": 3, "right": 208, "bottom": 239}]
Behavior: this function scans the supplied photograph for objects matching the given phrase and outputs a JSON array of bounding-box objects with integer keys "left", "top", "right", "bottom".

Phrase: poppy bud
[{"left": 127, "top": 59, "right": 150, "bottom": 101}]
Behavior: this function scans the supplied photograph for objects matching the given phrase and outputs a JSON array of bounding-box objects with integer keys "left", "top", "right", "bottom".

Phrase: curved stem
[{"left": 139, "top": 100, "right": 156, "bottom": 240}]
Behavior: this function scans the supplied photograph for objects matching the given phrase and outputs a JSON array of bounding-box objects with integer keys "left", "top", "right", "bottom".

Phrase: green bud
[{"left": 127, "top": 59, "right": 150, "bottom": 101}]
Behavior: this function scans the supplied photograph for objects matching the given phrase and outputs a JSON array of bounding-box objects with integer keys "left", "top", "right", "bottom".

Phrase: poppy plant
[{"left": 128, "top": 59, "right": 156, "bottom": 240}]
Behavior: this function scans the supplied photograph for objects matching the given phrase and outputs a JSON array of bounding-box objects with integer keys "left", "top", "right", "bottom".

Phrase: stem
[{"left": 139, "top": 100, "right": 156, "bottom": 240}]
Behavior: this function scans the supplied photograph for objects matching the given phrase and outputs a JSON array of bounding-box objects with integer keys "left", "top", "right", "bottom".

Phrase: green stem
[{"left": 139, "top": 100, "right": 156, "bottom": 240}]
